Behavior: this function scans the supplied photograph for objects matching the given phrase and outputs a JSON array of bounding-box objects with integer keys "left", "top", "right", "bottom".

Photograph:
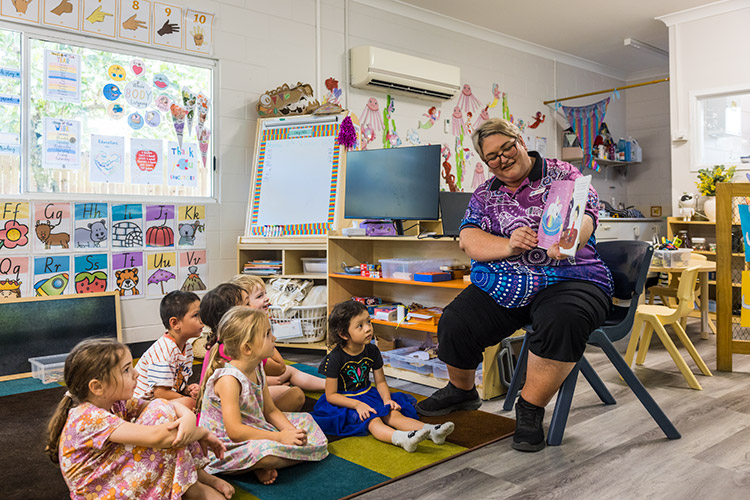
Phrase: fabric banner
[{"left": 562, "top": 98, "right": 609, "bottom": 172}]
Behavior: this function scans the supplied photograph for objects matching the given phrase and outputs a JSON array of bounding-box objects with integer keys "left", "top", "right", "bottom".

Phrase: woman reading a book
[{"left": 416, "top": 118, "right": 613, "bottom": 453}]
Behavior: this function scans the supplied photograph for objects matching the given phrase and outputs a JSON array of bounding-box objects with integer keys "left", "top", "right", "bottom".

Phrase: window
[
  {"left": 694, "top": 90, "right": 750, "bottom": 170},
  {"left": 0, "top": 26, "right": 215, "bottom": 199},
  {"left": 0, "top": 29, "right": 21, "bottom": 195}
]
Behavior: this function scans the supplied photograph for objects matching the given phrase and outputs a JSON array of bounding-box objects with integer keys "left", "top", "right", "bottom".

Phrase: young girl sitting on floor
[
  {"left": 198, "top": 283, "right": 306, "bottom": 412},
  {"left": 230, "top": 274, "right": 326, "bottom": 393},
  {"left": 312, "top": 300, "right": 455, "bottom": 452},
  {"left": 45, "top": 338, "right": 234, "bottom": 500},
  {"left": 198, "top": 307, "right": 328, "bottom": 485}
]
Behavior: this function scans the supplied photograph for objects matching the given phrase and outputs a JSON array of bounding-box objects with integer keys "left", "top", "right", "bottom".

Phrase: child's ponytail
[{"left": 45, "top": 392, "right": 76, "bottom": 464}]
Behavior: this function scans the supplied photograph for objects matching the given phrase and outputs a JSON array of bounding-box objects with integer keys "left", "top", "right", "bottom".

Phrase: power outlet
[{"left": 444, "top": 118, "right": 451, "bottom": 134}]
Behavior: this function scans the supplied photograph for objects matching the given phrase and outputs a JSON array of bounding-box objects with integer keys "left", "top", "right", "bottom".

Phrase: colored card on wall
[
  {"left": 73, "top": 252, "right": 108, "bottom": 294},
  {"left": 43, "top": 0, "right": 81, "bottom": 31},
  {"left": 167, "top": 141, "right": 199, "bottom": 187},
  {"left": 81, "top": 0, "right": 117, "bottom": 38},
  {"left": 177, "top": 204, "right": 205, "bottom": 248},
  {"left": 43, "top": 117, "right": 81, "bottom": 169},
  {"left": 153, "top": 2, "right": 182, "bottom": 49},
  {"left": 179, "top": 249, "right": 206, "bottom": 292},
  {"left": 32, "top": 202, "right": 72, "bottom": 252},
  {"left": 118, "top": 0, "right": 151, "bottom": 45},
  {"left": 33, "top": 254, "right": 70, "bottom": 296},
  {"left": 74, "top": 202, "right": 109, "bottom": 250},
  {"left": 130, "top": 138, "right": 163, "bottom": 185},
  {"left": 44, "top": 50, "right": 81, "bottom": 103},
  {"left": 0, "top": 201, "right": 31, "bottom": 254},
  {"left": 0, "top": 255, "right": 30, "bottom": 300},
  {"left": 111, "top": 203, "right": 144, "bottom": 248},
  {"left": 145, "top": 204, "right": 175, "bottom": 248},
  {"left": 743, "top": 271, "right": 750, "bottom": 328},
  {"left": 184, "top": 9, "right": 213, "bottom": 55},
  {"left": 146, "top": 251, "right": 177, "bottom": 297},
  {"left": 737, "top": 205, "right": 750, "bottom": 262},
  {"left": 90, "top": 134, "right": 125, "bottom": 183},
  {"left": 112, "top": 250, "right": 144, "bottom": 298},
  {"left": 1, "top": 0, "right": 41, "bottom": 24}
]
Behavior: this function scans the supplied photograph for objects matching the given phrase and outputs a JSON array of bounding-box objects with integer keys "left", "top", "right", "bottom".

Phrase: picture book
[{"left": 538, "top": 175, "right": 591, "bottom": 256}]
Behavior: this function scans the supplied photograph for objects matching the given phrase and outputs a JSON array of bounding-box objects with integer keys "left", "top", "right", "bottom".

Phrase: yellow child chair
[{"left": 626, "top": 264, "right": 713, "bottom": 390}]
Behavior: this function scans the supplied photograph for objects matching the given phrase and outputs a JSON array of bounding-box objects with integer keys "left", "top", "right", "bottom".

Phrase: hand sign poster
[
  {"left": 118, "top": 0, "right": 151, "bottom": 44},
  {"left": 81, "top": 0, "right": 116, "bottom": 38},
  {"left": 43, "top": 0, "right": 80, "bottom": 30},
  {"left": 153, "top": 2, "right": 182, "bottom": 49},
  {"left": 1, "top": 0, "right": 41, "bottom": 24},
  {"left": 184, "top": 9, "right": 213, "bottom": 55}
]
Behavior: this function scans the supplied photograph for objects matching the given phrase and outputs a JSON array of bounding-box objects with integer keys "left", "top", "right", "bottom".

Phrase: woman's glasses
[{"left": 484, "top": 138, "right": 518, "bottom": 165}]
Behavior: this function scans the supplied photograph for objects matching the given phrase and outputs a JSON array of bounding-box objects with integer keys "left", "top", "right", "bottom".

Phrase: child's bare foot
[
  {"left": 254, "top": 468, "right": 279, "bottom": 485},
  {"left": 197, "top": 470, "right": 235, "bottom": 499},
  {"left": 184, "top": 479, "right": 227, "bottom": 500}
]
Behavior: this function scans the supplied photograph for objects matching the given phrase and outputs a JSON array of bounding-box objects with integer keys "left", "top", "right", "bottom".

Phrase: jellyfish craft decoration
[
  {"left": 360, "top": 98, "right": 384, "bottom": 133},
  {"left": 457, "top": 84, "right": 482, "bottom": 114},
  {"left": 451, "top": 107, "right": 465, "bottom": 137}
]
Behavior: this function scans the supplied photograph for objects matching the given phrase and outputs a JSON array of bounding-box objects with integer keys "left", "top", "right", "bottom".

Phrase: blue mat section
[
  {"left": 289, "top": 362, "right": 323, "bottom": 378},
  {"left": 0, "top": 377, "right": 61, "bottom": 397},
  {"left": 227, "top": 453, "right": 387, "bottom": 500}
]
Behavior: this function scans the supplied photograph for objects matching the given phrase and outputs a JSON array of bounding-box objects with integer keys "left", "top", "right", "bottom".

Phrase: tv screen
[{"left": 344, "top": 145, "right": 441, "bottom": 228}]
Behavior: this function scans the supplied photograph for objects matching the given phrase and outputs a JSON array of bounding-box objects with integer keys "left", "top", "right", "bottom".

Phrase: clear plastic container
[
  {"left": 29, "top": 353, "right": 68, "bottom": 384},
  {"left": 379, "top": 258, "right": 452, "bottom": 280},
  {"left": 652, "top": 249, "right": 691, "bottom": 267},
  {"left": 301, "top": 257, "right": 327, "bottom": 274},
  {"left": 387, "top": 346, "right": 433, "bottom": 375}
]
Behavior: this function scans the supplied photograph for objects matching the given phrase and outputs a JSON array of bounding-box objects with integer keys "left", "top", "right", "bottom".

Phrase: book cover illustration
[{"left": 537, "top": 175, "right": 591, "bottom": 256}]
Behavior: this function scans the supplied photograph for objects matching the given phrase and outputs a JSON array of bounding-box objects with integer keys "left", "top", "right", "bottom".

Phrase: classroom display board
[
  {"left": 246, "top": 115, "right": 343, "bottom": 236},
  {"left": 0, "top": 291, "right": 121, "bottom": 377}
]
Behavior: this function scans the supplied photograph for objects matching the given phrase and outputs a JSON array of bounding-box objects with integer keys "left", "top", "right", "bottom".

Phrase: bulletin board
[{"left": 245, "top": 114, "right": 345, "bottom": 237}]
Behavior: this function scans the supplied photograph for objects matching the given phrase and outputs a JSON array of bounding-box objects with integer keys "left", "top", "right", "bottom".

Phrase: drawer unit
[{"left": 596, "top": 218, "right": 665, "bottom": 242}]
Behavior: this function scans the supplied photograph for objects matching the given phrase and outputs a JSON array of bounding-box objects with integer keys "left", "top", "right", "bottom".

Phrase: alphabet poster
[
  {"left": 118, "top": 0, "right": 151, "bottom": 45},
  {"left": 167, "top": 141, "right": 198, "bottom": 187},
  {"left": 0, "top": 255, "right": 29, "bottom": 299},
  {"left": 1, "top": 0, "right": 41, "bottom": 24},
  {"left": 43, "top": 117, "right": 81, "bottom": 169},
  {"left": 90, "top": 134, "right": 125, "bottom": 183},
  {"left": 73, "top": 252, "right": 108, "bottom": 294},
  {"left": 111, "top": 203, "right": 144, "bottom": 248},
  {"left": 112, "top": 250, "right": 144, "bottom": 298},
  {"left": 145, "top": 204, "right": 175, "bottom": 248},
  {"left": 74, "top": 202, "right": 109, "bottom": 250},
  {"left": 179, "top": 249, "right": 206, "bottom": 292},
  {"left": 33, "top": 254, "right": 70, "bottom": 296},
  {"left": 184, "top": 9, "right": 213, "bottom": 55},
  {"left": 0, "top": 201, "right": 31, "bottom": 253},
  {"left": 177, "top": 204, "right": 205, "bottom": 248},
  {"left": 81, "top": 0, "right": 116, "bottom": 38},
  {"left": 146, "top": 251, "right": 177, "bottom": 297},
  {"left": 33, "top": 202, "right": 72, "bottom": 252},
  {"left": 153, "top": 2, "right": 182, "bottom": 49},
  {"left": 43, "top": 0, "right": 81, "bottom": 31},
  {"left": 130, "top": 138, "right": 163, "bottom": 184}
]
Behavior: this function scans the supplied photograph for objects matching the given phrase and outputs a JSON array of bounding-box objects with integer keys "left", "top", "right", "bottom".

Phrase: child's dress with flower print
[{"left": 59, "top": 398, "right": 208, "bottom": 500}]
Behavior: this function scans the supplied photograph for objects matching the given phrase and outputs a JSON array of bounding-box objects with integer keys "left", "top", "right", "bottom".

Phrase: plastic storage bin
[
  {"left": 433, "top": 359, "right": 483, "bottom": 386},
  {"left": 29, "top": 353, "right": 68, "bottom": 384},
  {"left": 379, "top": 258, "right": 452, "bottom": 280},
  {"left": 268, "top": 304, "right": 327, "bottom": 343},
  {"left": 385, "top": 346, "right": 432, "bottom": 375},
  {"left": 301, "top": 257, "right": 326, "bottom": 274},
  {"left": 652, "top": 249, "right": 691, "bottom": 268}
]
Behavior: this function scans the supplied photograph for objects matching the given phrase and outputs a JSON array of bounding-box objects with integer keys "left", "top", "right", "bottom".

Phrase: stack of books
[{"left": 243, "top": 260, "right": 282, "bottom": 275}]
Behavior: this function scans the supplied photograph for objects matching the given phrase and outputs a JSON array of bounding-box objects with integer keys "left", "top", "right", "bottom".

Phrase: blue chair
[{"left": 502, "top": 240, "right": 680, "bottom": 446}]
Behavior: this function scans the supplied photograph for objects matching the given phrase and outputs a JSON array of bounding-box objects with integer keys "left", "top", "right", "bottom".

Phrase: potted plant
[{"left": 696, "top": 164, "right": 735, "bottom": 221}]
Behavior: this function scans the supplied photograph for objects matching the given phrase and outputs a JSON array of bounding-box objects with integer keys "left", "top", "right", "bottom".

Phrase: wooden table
[{"left": 649, "top": 261, "right": 716, "bottom": 339}]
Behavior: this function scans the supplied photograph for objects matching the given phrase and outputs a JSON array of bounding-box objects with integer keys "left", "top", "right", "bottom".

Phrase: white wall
[{"left": 122, "top": 0, "right": 668, "bottom": 343}]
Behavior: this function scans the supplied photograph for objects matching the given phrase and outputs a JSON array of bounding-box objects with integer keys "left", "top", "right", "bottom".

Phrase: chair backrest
[
  {"left": 674, "top": 265, "right": 701, "bottom": 316},
  {"left": 596, "top": 240, "right": 654, "bottom": 342}
]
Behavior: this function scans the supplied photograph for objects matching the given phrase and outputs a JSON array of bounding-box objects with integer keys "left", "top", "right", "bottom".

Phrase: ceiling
[{"left": 397, "top": 0, "right": 717, "bottom": 80}]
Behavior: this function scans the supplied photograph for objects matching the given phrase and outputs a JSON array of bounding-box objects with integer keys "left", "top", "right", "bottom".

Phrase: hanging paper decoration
[
  {"left": 441, "top": 144, "right": 457, "bottom": 192},
  {"left": 451, "top": 106, "right": 464, "bottom": 136},
  {"left": 472, "top": 162, "right": 487, "bottom": 189},
  {"left": 170, "top": 103, "right": 187, "bottom": 148},
  {"left": 454, "top": 134, "right": 465, "bottom": 191},
  {"left": 181, "top": 87, "right": 197, "bottom": 137},
  {"left": 502, "top": 93, "right": 510, "bottom": 121},
  {"left": 336, "top": 115, "right": 357, "bottom": 151},
  {"left": 196, "top": 127, "right": 211, "bottom": 168},
  {"left": 529, "top": 111, "right": 545, "bottom": 129},
  {"left": 418, "top": 106, "right": 440, "bottom": 130},
  {"left": 257, "top": 82, "right": 320, "bottom": 117},
  {"left": 382, "top": 95, "right": 401, "bottom": 149},
  {"left": 406, "top": 129, "right": 421, "bottom": 145},
  {"left": 360, "top": 97, "right": 383, "bottom": 148},
  {"left": 457, "top": 84, "right": 482, "bottom": 114},
  {"left": 562, "top": 97, "right": 610, "bottom": 172}
]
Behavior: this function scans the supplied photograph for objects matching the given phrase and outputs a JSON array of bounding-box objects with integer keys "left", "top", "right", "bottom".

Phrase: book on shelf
[
  {"left": 243, "top": 260, "right": 282, "bottom": 275},
  {"left": 537, "top": 175, "right": 591, "bottom": 256}
]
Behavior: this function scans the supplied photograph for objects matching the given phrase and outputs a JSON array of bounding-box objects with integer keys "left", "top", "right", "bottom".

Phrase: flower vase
[{"left": 703, "top": 196, "right": 716, "bottom": 222}]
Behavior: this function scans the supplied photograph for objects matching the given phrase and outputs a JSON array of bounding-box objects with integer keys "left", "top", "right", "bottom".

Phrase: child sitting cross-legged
[
  {"left": 134, "top": 290, "right": 203, "bottom": 410},
  {"left": 45, "top": 338, "right": 234, "bottom": 499},
  {"left": 311, "top": 300, "right": 455, "bottom": 452},
  {"left": 198, "top": 306, "right": 328, "bottom": 484}
]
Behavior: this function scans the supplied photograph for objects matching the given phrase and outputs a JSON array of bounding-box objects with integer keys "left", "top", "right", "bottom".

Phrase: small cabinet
[{"left": 596, "top": 218, "right": 665, "bottom": 242}]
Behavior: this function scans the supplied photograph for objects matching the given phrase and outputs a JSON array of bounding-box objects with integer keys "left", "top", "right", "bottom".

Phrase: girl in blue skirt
[{"left": 312, "top": 300, "right": 454, "bottom": 452}]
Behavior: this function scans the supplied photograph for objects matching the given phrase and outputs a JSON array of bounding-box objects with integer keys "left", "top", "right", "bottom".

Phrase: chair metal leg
[
  {"left": 578, "top": 352, "right": 616, "bottom": 405},
  {"left": 597, "top": 336, "right": 681, "bottom": 440},
  {"left": 547, "top": 362, "right": 580, "bottom": 446},
  {"left": 502, "top": 334, "right": 529, "bottom": 411}
]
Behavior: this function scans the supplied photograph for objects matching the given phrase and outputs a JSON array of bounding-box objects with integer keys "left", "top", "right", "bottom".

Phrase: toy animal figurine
[{"left": 679, "top": 193, "right": 696, "bottom": 221}]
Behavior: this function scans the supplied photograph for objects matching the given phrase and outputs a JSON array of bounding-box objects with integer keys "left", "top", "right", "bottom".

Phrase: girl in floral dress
[
  {"left": 199, "top": 307, "right": 328, "bottom": 485},
  {"left": 45, "top": 338, "right": 234, "bottom": 500}
]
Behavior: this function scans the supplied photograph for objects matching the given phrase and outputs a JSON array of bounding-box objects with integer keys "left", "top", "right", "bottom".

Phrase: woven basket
[{"left": 268, "top": 304, "right": 327, "bottom": 343}]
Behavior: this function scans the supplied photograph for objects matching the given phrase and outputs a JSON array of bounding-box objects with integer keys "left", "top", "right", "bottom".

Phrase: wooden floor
[{"left": 283, "top": 320, "right": 750, "bottom": 500}]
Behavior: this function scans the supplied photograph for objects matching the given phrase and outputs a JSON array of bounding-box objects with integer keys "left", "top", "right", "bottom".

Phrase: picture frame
[{"left": 650, "top": 206, "right": 662, "bottom": 217}]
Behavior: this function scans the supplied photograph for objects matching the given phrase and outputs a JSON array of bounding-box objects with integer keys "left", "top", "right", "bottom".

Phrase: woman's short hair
[{"left": 471, "top": 118, "right": 521, "bottom": 161}]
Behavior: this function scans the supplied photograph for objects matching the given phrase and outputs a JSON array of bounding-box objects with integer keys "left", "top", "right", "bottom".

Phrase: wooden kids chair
[{"left": 626, "top": 265, "right": 713, "bottom": 390}]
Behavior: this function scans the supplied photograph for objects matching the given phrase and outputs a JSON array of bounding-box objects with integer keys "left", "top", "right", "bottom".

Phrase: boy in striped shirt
[{"left": 134, "top": 290, "right": 203, "bottom": 410}]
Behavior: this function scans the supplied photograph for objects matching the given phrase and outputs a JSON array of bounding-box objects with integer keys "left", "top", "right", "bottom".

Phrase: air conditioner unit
[{"left": 350, "top": 46, "right": 460, "bottom": 101}]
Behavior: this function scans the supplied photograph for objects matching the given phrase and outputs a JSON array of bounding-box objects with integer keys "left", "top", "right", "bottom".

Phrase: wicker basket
[{"left": 268, "top": 304, "right": 327, "bottom": 343}]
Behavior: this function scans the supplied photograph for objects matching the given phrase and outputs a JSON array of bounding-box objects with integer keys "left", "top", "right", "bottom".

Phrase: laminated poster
[
  {"left": 0, "top": 255, "right": 30, "bottom": 300},
  {"left": 43, "top": 0, "right": 81, "bottom": 31},
  {"left": 167, "top": 141, "right": 198, "bottom": 188},
  {"left": 74, "top": 202, "right": 109, "bottom": 250},
  {"left": 90, "top": 134, "right": 125, "bottom": 183},
  {"left": 111, "top": 204, "right": 144, "bottom": 248},
  {"left": 130, "top": 138, "right": 163, "bottom": 184},
  {"left": 43, "top": 117, "right": 81, "bottom": 169},
  {"left": 145, "top": 204, "right": 175, "bottom": 248},
  {"left": 0, "top": 132, "right": 21, "bottom": 156},
  {"left": 179, "top": 249, "right": 206, "bottom": 292},
  {"left": 184, "top": 9, "right": 213, "bottom": 55},
  {"left": 153, "top": 2, "right": 183, "bottom": 49},
  {"left": 44, "top": 50, "right": 81, "bottom": 103},
  {"left": 1, "top": 0, "right": 41, "bottom": 24},
  {"left": 32, "top": 202, "right": 72, "bottom": 252},
  {"left": 146, "top": 251, "right": 177, "bottom": 297},
  {"left": 743, "top": 271, "right": 750, "bottom": 328},
  {"left": 33, "top": 254, "right": 71, "bottom": 296},
  {"left": 0, "top": 201, "right": 31, "bottom": 253},
  {"left": 112, "top": 250, "right": 144, "bottom": 297},
  {"left": 73, "top": 252, "right": 108, "bottom": 294},
  {"left": 737, "top": 204, "right": 750, "bottom": 262},
  {"left": 177, "top": 205, "right": 205, "bottom": 248},
  {"left": 118, "top": 0, "right": 152, "bottom": 45},
  {"left": 81, "top": 0, "right": 117, "bottom": 38}
]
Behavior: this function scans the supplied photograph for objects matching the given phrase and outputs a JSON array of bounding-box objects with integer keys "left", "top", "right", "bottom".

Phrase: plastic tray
[
  {"left": 301, "top": 257, "right": 327, "bottom": 274},
  {"left": 28, "top": 353, "right": 68, "bottom": 384}
]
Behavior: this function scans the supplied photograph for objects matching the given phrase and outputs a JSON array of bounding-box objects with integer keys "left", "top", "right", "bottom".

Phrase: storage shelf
[
  {"left": 692, "top": 250, "right": 745, "bottom": 257},
  {"left": 329, "top": 273, "right": 469, "bottom": 289},
  {"left": 708, "top": 280, "right": 740, "bottom": 288},
  {"left": 371, "top": 318, "right": 437, "bottom": 333},
  {"left": 668, "top": 217, "right": 739, "bottom": 226},
  {"left": 276, "top": 340, "right": 327, "bottom": 351},
  {"left": 241, "top": 273, "right": 327, "bottom": 280},
  {"left": 561, "top": 156, "right": 640, "bottom": 167}
]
